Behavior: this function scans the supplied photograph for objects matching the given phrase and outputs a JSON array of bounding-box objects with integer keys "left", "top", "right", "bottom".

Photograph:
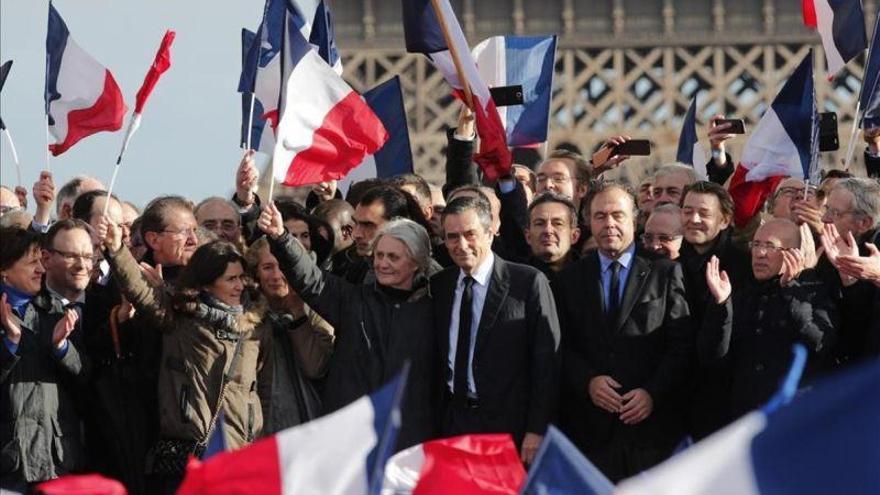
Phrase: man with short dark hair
[
  {"left": 525, "top": 192, "right": 580, "bottom": 281},
  {"left": 432, "top": 195, "right": 560, "bottom": 465},
  {"left": 555, "top": 182, "right": 692, "bottom": 482},
  {"left": 536, "top": 149, "right": 592, "bottom": 215}
]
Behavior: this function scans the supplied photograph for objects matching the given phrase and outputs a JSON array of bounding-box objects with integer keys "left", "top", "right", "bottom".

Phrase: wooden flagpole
[{"left": 429, "top": 0, "right": 476, "bottom": 113}]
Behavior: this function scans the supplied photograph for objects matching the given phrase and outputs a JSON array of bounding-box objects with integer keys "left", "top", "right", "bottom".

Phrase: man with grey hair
[
  {"left": 642, "top": 204, "right": 684, "bottom": 260},
  {"left": 652, "top": 164, "right": 697, "bottom": 207},
  {"left": 431, "top": 194, "right": 560, "bottom": 465},
  {"left": 194, "top": 196, "right": 241, "bottom": 243},
  {"left": 56, "top": 175, "right": 105, "bottom": 220}
]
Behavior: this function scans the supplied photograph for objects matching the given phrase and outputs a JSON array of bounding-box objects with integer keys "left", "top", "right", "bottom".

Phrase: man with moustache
[
  {"left": 702, "top": 219, "right": 837, "bottom": 420},
  {"left": 555, "top": 182, "right": 692, "bottom": 482}
]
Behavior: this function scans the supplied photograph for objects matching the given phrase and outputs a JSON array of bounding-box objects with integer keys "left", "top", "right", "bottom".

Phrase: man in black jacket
[
  {"left": 555, "top": 182, "right": 692, "bottom": 482},
  {"left": 432, "top": 195, "right": 560, "bottom": 465},
  {"left": 525, "top": 192, "right": 581, "bottom": 283}
]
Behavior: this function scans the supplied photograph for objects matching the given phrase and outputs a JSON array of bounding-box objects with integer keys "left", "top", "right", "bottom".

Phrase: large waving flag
[
  {"left": 45, "top": 4, "right": 127, "bottom": 156},
  {"left": 471, "top": 35, "right": 557, "bottom": 147},
  {"left": 402, "top": 0, "right": 512, "bottom": 181},
  {"left": 729, "top": 53, "right": 818, "bottom": 227},
  {"left": 339, "top": 76, "right": 414, "bottom": 195},
  {"left": 861, "top": 10, "right": 880, "bottom": 128},
  {"left": 178, "top": 370, "right": 407, "bottom": 495},
  {"left": 616, "top": 359, "right": 880, "bottom": 495},
  {"left": 803, "top": 0, "right": 867, "bottom": 77},
  {"left": 520, "top": 426, "right": 614, "bottom": 495},
  {"left": 271, "top": 17, "right": 388, "bottom": 186},
  {"left": 381, "top": 434, "right": 525, "bottom": 494},
  {"left": 676, "top": 95, "right": 708, "bottom": 179}
]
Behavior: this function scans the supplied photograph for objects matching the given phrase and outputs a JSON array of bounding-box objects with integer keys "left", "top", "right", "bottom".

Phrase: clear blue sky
[{"left": 0, "top": 0, "right": 270, "bottom": 208}]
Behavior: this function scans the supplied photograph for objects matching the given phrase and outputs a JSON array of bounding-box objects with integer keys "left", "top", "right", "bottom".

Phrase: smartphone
[
  {"left": 612, "top": 139, "right": 651, "bottom": 156},
  {"left": 819, "top": 112, "right": 839, "bottom": 152},
  {"left": 490, "top": 85, "right": 524, "bottom": 107},
  {"left": 714, "top": 118, "right": 746, "bottom": 134}
]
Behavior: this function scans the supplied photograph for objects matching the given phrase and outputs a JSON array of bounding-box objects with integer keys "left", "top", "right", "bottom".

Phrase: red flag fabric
[
  {"left": 34, "top": 474, "right": 127, "bottom": 495},
  {"left": 802, "top": 0, "right": 818, "bottom": 28},
  {"left": 728, "top": 164, "right": 785, "bottom": 228},
  {"left": 134, "top": 30, "right": 175, "bottom": 114}
]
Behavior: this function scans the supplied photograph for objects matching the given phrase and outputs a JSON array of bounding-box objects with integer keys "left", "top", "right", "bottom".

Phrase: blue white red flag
[
  {"left": 861, "top": 10, "right": 880, "bottom": 128},
  {"left": 402, "top": 0, "right": 512, "bottom": 181},
  {"left": 382, "top": 434, "right": 525, "bottom": 494},
  {"left": 520, "top": 426, "right": 614, "bottom": 495},
  {"left": 803, "top": 0, "right": 867, "bottom": 77},
  {"left": 45, "top": 3, "right": 127, "bottom": 156},
  {"left": 617, "top": 359, "right": 880, "bottom": 495},
  {"left": 339, "top": 76, "right": 414, "bottom": 195},
  {"left": 729, "top": 53, "right": 818, "bottom": 227},
  {"left": 271, "top": 19, "right": 387, "bottom": 186},
  {"left": 178, "top": 370, "right": 407, "bottom": 495},
  {"left": 471, "top": 35, "right": 557, "bottom": 147},
  {"left": 675, "top": 95, "right": 708, "bottom": 179}
]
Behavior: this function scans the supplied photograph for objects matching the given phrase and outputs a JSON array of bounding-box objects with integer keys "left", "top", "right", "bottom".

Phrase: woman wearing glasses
[{"left": 97, "top": 218, "right": 274, "bottom": 495}]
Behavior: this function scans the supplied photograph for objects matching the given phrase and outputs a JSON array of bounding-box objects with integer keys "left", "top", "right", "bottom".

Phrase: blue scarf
[{"left": 1, "top": 284, "right": 34, "bottom": 318}]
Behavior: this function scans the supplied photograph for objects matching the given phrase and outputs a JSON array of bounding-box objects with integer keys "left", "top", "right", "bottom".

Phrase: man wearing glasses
[
  {"left": 641, "top": 204, "right": 684, "bottom": 260},
  {"left": 768, "top": 177, "right": 823, "bottom": 235},
  {"left": 702, "top": 218, "right": 837, "bottom": 422},
  {"left": 194, "top": 197, "right": 242, "bottom": 244}
]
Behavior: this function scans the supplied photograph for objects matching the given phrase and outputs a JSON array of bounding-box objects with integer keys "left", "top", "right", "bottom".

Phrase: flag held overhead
[{"left": 676, "top": 95, "right": 708, "bottom": 179}]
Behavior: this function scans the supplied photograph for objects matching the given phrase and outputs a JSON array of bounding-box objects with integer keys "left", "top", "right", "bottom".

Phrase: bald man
[{"left": 701, "top": 218, "right": 837, "bottom": 424}]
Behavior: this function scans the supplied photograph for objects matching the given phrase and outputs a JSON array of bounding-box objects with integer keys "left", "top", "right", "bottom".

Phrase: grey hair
[
  {"left": 653, "top": 164, "right": 697, "bottom": 184},
  {"left": 832, "top": 178, "right": 880, "bottom": 229},
  {"left": 651, "top": 203, "right": 682, "bottom": 217},
  {"left": 371, "top": 218, "right": 433, "bottom": 274},
  {"left": 442, "top": 195, "right": 493, "bottom": 233}
]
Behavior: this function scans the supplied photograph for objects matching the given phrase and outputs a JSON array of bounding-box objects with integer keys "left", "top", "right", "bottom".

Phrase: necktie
[
  {"left": 607, "top": 261, "right": 621, "bottom": 320},
  {"left": 453, "top": 276, "right": 475, "bottom": 403}
]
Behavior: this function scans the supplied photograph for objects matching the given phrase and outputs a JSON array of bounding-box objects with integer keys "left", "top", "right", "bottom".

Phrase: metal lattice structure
[{"left": 333, "top": 0, "right": 878, "bottom": 182}]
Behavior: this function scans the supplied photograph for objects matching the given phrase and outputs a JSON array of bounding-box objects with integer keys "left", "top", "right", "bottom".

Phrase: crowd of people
[{"left": 2, "top": 108, "right": 880, "bottom": 493}]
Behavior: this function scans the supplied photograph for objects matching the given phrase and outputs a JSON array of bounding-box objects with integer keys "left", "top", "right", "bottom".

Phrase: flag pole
[
  {"left": 267, "top": 157, "right": 276, "bottom": 204},
  {"left": 429, "top": 0, "right": 476, "bottom": 112},
  {"left": 246, "top": 93, "right": 256, "bottom": 151},
  {"left": 104, "top": 112, "right": 142, "bottom": 216},
  {"left": 2, "top": 128, "right": 22, "bottom": 187},
  {"left": 44, "top": 115, "right": 51, "bottom": 173}
]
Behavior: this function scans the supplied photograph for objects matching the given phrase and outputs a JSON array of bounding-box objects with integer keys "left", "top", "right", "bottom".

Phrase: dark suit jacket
[
  {"left": 431, "top": 256, "right": 560, "bottom": 443},
  {"left": 555, "top": 249, "right": 692, "bottom": 452}
]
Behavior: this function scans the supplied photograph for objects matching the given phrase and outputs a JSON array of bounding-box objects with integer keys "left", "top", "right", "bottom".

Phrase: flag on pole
[
  {"left": 271, "top": 18, "right": 388, "bottom": 187},
  {"left": 861, "top": 10, "right": 880, "bottom": 128},
  {"left": 615, "top": 359, "right": 880, "bottom": 495},
  {"left": 45, "top": 3, "right": 127, "bottom": 156},
  {"left": 803, "top": 0, "right": 867, "bottom": 77},
  {"left": 381, "top": 434, "right": 526, "bottom": 494},
  {"left": 339, "top": 76, "right": 414, "bottom": 195},
  {"left": 0, "top": 60, "right": 12, "bottom": 130},
  {"left": 302, "top": 0, "right": 343, "bottom": 75},
  {"left": 402, "top": 0, "right": 512, "bottom": 181},
  {"left": 240, "top": 27, "right": 275, "bottom": 152},
  {"left": 471, "top": 35, "right": 557, "bottom": 147},
  {"left": 728, "top": 53, "right": 818, "bottom": 228},
  {"left": 519, "top": 426, "right": 615, "bottom": 495},
  {"left": 675, "top": 95, "right": 708, "bottom": 179},
  {"left": 177, "top": 370, "right": 408, "bottom": 495}
]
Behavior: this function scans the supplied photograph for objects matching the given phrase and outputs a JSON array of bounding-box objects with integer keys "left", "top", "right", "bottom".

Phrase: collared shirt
[
  {"left": 447, "top": 251, "right": 495, "bottom": 397},
  {"left": 598, "top": 242, "right": 636, "bottom": 312},
  {"left": 96, "top": 259, "right": 112, "bottom": 287}
]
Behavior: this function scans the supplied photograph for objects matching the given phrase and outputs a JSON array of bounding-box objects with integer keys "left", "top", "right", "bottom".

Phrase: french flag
[
  {"left": 402, "top": 0, "right": 512, "bottom": 181},
  {"left": 802, "top": 0, "right": 867, "bottom": 77},
  {"left": 177, "top": 371, "right": 406, "bottom": 495},
  {"left": 240, "top": 27, "right": 275, "bottom": 153},
  {"left": 616, "top": 359, "right": 880, "bottom": 495},
  {"left": 381, "top": 434, "right": 526, "bottom": 494},
  {"left": 271, "top": 15, "right": 388, "bottom": 186},
  {"left": 45, "top": 3, "right": 127, "bottom": 156},
  {"left": 339, "top": 76, "right": 414, "bottom": 195},
  {"left": 729, "top": 53, "right": 818, "bottom": 228},
  {"left": 675, "top": 95, "right": 708, "bottom": 180},
  {"left": 861, "top": 10, "right": 880, "bottom": 128},
  {"left": 471, "top": 35, "right": 557, "bottom": 147},
  {"left": 520, "top": 426, "right": 615, "bottom": 495}
]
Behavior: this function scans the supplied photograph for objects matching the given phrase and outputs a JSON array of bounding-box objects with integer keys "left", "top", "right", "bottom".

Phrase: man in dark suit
[
  {"left": 555, "top": 182, "right": 692, "bottom": 482},
  {"left": 432, "top": 195, "right": 560, "bottom": 465}
]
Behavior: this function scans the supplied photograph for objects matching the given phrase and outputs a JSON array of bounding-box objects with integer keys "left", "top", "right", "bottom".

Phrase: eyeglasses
[
  {"left": 778, "top": 187, "right": 816, "bottom": 198},
  {"left": 48, "top": 248, "right": 96, "bottom": 264},
  {"left": 201, "top": 220, "right": 239, "bottom": 233},
  {"left": 537, "top": 174, "right": 572, "bottom": 185},
  {"left": 0, "top": 205, "right": 23, "bottom": 215},
  {"left": 641, "top": 233, "right": 682, "bottom": 244},
  {"left": 823, "top": 207, "right": 860, "bottom": 220},
  {"left": 160, "top": 227, "right": 198, "bottom": 238},
  {"left": 748, "top": 241, "right": 788, "bottom": 253}
]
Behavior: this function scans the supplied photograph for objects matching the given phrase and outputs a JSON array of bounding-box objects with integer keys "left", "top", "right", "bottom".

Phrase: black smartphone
[
  {"left": 715, "top": 118, "right": 746, "bottom": 134},
  {"left": 612, "top": 139, "right": 651, "bottom": 156},
  {"left": 819, "top": 112, "right": 839, "bottom": 152},
  {"left": 489, "top": 85, "right": 524, "bottom": 107}
]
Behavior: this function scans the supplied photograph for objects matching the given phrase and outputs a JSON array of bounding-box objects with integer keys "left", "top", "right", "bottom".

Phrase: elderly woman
[
  {"left": 1, "top": 227, "right": 85, "bottom": 489},
  {"left": 97, "top": 218, "right": 272, "bottom": 494},
  {"left": 258, "top": 202, "right": 437, "bottom": 450}
]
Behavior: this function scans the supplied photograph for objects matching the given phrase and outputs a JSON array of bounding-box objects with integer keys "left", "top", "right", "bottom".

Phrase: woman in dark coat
[{"left": 257, "top": 203, "right": 438, "bottom": 451}]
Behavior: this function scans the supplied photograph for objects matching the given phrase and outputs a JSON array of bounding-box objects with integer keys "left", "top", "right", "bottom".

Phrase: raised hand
[
  {"left": 52, "top": 308, "right": 78, "bottom": 350},
  {"left": 257, "top": 202, "right": 285, "bottom": 239},
  {"left": 591, "top": 135, "right": 632, "bottom": 175},
  {"left": 790, "top": 200, "right": 824, "bottom": 235},
  {"left": 456, "top": 104, "right": 475, "bottom": 139},
  {"left": 96, "top": 215, "right": 122, "bottom": 252},
  {"left": 707, "top": 115, "right": 737, "bottom": 164},
  {"left": 0, "top": 294, "right": 22, "bottom": 345},
  {"left": 820, "top": 223, "right": 858, "bottom": 266},
  {"left": 235, "top": 150, "right": 259, "bottom": 207},
  {"left": 138, "top": 262, "right": 164, "bottom": 287},
  {"left": 837, "top": 243, "right": 880, "bottom": 286},
  {"left": 780, "top": 248, "right": 805, "bottom": 287},
  {"left": 32, "top": 171, "right": 56, "bottom": 226},
  {"left": 705, "top": 255, "right": 732, "bottom": 304}
]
